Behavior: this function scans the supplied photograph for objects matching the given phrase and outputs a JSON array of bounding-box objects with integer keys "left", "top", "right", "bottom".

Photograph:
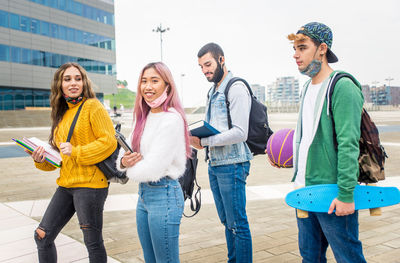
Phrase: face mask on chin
[
  {"left": 63, "top": 94, "right": 83, "bottom": 104},
  {"left": 300, "top": 59, "right": 322, "bottom": 78},
  {"left": 300, "top": 46, "right": 323, "bottom": 78},
  {"left": 145, "top": 87, "right": 168, "bottom": 109}
]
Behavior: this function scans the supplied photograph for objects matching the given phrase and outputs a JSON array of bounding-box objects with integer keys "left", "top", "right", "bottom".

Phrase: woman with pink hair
[{"left": 116, "top": 62, "right": 191, "bottom": 262}]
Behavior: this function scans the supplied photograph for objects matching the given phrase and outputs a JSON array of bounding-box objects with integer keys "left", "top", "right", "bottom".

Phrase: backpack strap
[
  {"left": 223, "top": 77, "right": 253, "bottom": 129},
  {"left": 183, "top": 177, "right": 201, "bottom": 218},
  {"left": 328, "top": 72, "right": 358, "bottom": 116},
  {"left": 66, "top": 100, "right": 86, "bottom": 143},
  {"left": 183, "top": 151, "right": 201, "bottom": 218},
  {"left": 328, "top": 73, "right": 358, "bottom": 148}
]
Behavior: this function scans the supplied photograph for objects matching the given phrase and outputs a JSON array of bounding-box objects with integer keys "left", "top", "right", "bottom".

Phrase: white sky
[{"left": 114, "top": 0, "right": 400, "bottom": 107}]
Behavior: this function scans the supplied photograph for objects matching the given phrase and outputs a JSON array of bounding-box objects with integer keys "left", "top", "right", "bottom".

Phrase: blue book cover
[{"left": 189, "top": 120, "right": 220, "bottom": 138}]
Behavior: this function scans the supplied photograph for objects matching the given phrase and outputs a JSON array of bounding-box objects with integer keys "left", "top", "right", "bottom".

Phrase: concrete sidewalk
[
  {"left": 0, "top": 203, "right": 121, "bottom": 263},
  {"left": 1, "top": 111, "right": 400, "bottom": 262}
]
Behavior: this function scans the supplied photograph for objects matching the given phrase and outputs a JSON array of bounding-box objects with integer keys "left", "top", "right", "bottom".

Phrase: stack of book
[{"left": 13, "top": 137, "right": 62, "bottom": 168}]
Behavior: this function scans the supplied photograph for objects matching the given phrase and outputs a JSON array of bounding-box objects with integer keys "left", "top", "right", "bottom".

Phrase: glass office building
[{"left": 0, "top": 0, "right": 116, "bottom": 110}]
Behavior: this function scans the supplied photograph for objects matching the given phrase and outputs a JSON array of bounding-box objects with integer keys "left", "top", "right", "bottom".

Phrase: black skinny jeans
[{"left": 34, "top": 186, "right": 108, "bottom": 263}]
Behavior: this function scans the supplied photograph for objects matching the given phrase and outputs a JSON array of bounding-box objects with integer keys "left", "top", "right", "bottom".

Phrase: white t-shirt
[{"left": 295, "top": 82, "right": 322, "bottom": 187}]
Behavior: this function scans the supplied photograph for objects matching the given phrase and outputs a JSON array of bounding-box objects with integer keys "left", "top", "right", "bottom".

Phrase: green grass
[{"left": 104, "top": 88, "right": 136, "bottom": 109}]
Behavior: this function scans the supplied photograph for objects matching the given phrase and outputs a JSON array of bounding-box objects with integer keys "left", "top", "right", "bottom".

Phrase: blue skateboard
[{"left": 285, "top": 184, "right": 400, "bottom": 212}]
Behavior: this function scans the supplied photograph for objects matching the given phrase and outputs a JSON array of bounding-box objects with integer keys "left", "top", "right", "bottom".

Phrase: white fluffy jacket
[{"left": 116, "top": 108, "right": 187, "bottom": 182}]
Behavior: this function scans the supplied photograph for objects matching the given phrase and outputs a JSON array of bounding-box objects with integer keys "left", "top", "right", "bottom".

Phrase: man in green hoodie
[{"left": 288, "top": 22, "right": 366, "bottom": 262}]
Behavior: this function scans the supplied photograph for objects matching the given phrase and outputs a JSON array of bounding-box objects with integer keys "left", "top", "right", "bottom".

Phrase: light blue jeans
[
  {"left": 297, "top": 210, "right": 366, "bottom": 263},
  {"left": 136, "top": 177, "right": 184, "bottom": 263},
  {"left": 208, "top": 161, "right": 252, "bottom": 263}
]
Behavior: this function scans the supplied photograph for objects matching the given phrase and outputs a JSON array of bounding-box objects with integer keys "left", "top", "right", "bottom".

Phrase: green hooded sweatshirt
[{"left": 292, "top": 71, "right": 364, "bottom": 203}]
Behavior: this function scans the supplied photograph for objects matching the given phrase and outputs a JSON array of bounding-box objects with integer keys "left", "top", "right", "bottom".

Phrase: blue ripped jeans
[
  {"left": 208, "top": 161, "right": 252, "bottom": 263},
  {"left": 136, "top": 177, "right": 184, "bottom": 263},
  {"left": 34, "top": 186, "right": 108, "bottom": 263}
]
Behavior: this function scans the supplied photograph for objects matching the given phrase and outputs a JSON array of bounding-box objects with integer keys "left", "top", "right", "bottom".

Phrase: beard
[{"left": 208, "top": 62, "right": 224, "bottom": 84}]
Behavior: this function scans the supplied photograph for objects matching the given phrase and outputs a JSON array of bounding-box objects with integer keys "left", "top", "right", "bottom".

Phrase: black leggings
[{"left": 34, "top": 186, "right": 108, "bottom": 263}]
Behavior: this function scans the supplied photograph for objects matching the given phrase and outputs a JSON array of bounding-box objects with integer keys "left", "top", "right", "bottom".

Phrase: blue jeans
[
  {"left": 208, "top": 161, "right": 252, "bottom": 263},
  {"left": 136, "top": 177, "right": 184, "bottom": 263},
  {"left": 35, "top": 186, "right": 108, "bottom": 263},
  {"left": 297, "top": 210, "right": 366, "bottom": 263}
]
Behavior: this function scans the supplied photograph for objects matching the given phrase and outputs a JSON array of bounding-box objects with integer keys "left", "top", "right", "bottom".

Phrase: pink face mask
[{"left": 145, "top": 88, "right": 168, "bottom": 108}]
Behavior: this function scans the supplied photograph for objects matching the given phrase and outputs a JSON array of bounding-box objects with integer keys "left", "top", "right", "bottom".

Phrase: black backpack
[
  {"left": 179, "top": 148, "right": 201, "bottom": 217},
  {"left": 328, "top": 72, "right": 388, "bottom": 183},
  {"left": 223, "top": 77, "right": 273, "bottom": 155},
  {"left": 67, "top": 101, "right": 128, "bottom": 184}
]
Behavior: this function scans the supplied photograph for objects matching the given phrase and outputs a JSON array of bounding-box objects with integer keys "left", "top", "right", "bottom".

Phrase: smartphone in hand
[{"left": 115, "top": 131, "right": 133, "bottom": 152}]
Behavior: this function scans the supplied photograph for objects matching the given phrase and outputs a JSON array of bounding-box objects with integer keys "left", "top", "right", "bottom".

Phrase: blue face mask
[{"left": 300, "top": 59, "right": 322, "bottom": 78}]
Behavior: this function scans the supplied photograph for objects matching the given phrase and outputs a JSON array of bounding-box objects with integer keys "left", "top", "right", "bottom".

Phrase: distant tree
[{"left": 117, "top": 80, "right": 128, "bottom": 87}]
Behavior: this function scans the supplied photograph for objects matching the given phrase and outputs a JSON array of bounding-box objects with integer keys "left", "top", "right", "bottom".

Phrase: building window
[
  {"left": 67, "top": 27, "right": 74, "bottom": 41},
  {"left": 0, "top": 45, "right": 10, "bottom": 62},
  {"left": 9, "top": 13, "right": 19, "bottom": 30},
  {"left": 25, "top": 93, "right": 34, "bottom": 107},
  {"left": 75, "top": 30, "right": 83, "bottom": 44},
  {"left": 60, "top": 54, "right": 69, "bottom": 65},
  {"left": 51, "top": 53, "right": 60, "bottom": 67},
  {"left": 31, "top": 19, "right": 40, "bottom": 34},
  {"left": 11, "top": 47, "right": 21, "bottom": 63},
  {"left": 40, "top": 21, "right": 50, "bottom": 36},
  {"left": 48, "top": 0, "right": 57, "bottom": 8},
  {"left": 58, "top": 0, "right": 66, "bottom": 10},
  {"left": 0, "top": 10, "right": 8, "bottom": 27},
  {"left": 21, "top": 48, "right": 31, "bottom": 64},
  {"left": 73, "top": 1, "right": 83, "bottom": 16},
  {"left": 58, "top": 25, "right": 67, "bottom": 40},
  {"left": 0, "top": 11, "right": 114, "bottom": 51},
  {"left": 15, "top": 94, "right": 25, "bottom": 109},
  {"left": 20, "top": 16, "right": 31, "bottom": 32},
  {"left": 43, "top": 52, "right": 51, "bottom": 67},
  {"left": 32, "top": 50, "right": 44, "bottom": 66},
  {"left": 4, "top": 43, "right": 116, "bottom": 75},
  {"left": 28, "top": 0, "right": 114, "bottom": 26},
  {"left": 50, "top": 23, "right": 58, "bottom": 38},
  {"left": 2, "top": 94, "right": 14, "bottom": 110}
]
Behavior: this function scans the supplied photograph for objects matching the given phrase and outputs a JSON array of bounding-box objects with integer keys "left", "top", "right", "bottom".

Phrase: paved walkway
[
  {"left": 1, "top": 111, "right": 400, "bottom": 262},
  {"left": 0, "top": 203, "right": 120, "bottom": 263}
]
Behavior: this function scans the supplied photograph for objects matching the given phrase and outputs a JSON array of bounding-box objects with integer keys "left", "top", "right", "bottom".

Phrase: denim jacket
[{"left": 205, "top": 72, "right": 253, "bottom": 166}]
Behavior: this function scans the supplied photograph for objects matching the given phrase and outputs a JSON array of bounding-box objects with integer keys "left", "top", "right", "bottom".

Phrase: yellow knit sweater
[{"left": 35, "top": 98, "right": 117, "bottom": 188}]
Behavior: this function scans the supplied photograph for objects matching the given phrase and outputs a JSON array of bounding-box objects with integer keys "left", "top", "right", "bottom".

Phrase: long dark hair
[{"left": 48, "top": 62, "right": 95, "bottom": 148}]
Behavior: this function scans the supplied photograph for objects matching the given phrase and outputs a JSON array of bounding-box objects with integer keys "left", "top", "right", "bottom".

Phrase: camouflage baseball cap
[{"left": 297, "top": 22, "right": 338, "bottom": 63}]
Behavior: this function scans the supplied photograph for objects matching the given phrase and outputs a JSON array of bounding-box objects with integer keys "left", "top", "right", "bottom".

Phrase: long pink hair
[{"left": 131, "top": 62, "right": 191, "bottom": 158}]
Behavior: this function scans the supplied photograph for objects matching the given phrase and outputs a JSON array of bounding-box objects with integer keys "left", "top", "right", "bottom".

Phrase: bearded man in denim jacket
[{"left": 190, "top": 42, "right": 253, "bottom": 262}]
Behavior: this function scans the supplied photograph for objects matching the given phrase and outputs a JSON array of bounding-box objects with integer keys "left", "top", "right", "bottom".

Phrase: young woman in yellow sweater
[{"left": 27, "top": 62, "right": 116, "bottom": 263}]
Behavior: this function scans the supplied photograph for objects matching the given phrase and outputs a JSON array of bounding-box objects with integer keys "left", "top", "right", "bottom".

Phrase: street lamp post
[
  {"left": 385, "top": 77, "right": 394, "bottom": 87},
  {"left": 180, "top": 73, "right": 185, "bottom": 108},
  {"left": 152, "top": 24, "right": 169, "bottom": 61}
]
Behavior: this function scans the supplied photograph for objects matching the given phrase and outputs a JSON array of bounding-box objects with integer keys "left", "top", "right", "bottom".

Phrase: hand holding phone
[{"left": 115, "top": 131, "right": 133, "bottom": 152}]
